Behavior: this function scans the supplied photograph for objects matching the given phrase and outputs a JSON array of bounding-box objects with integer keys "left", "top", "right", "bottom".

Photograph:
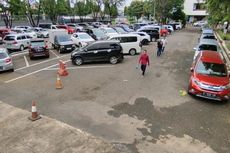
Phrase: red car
[
  {"left": 0, "top": 28, "right": 15, "bottom": 43},
  {"left": 56, "top": 25, "right": 75, "bottom": 34},
  {"left": 188, "top": 50, "right": 230, "bottom": 101}
]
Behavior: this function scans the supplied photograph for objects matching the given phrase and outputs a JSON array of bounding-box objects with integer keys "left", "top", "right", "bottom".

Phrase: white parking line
[
  {"left": 5, "top": 60, "right": 70, "bottom": 84},
  {"left": 15, "top": 54, "right": 69, "bottom": 71},
  {"left": 24, "top": 56, "right": 29, "bottom": 67},
  {"left": 45, "top": 65, "right": 115, "bottom": 71},
  {"left": 50, "top": 50, "right": 60, "bottom": 58}
]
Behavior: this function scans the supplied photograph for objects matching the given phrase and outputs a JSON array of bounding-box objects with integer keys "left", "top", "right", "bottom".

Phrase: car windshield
[
  {"left": 4, "top": 36, "right": 15, "bottom": 41},
  {"left": 0, "top": 52, "right": 7, "bottom": 59},
  {"left": 31, "top": 41, "right": 45, "bottom": 47},
  {"left": 40, "top": 29, "right": 47, "bottom": 32},
  {"left": 202, "top": 35, "right": 216, "bottom": 40},
  {"left": 114, "top": 27, "right": 126, "bottom": 33},
  {"left": 105, "top": 28, "right": 117, "bottom": 33},
  {"left": 198, "top": 44, "right": 217, "bottom": 51},
  {"left": 79, "top": 34, "right": 91, "bottom": 39},
  {"left": 57, "top": 35, "right": 71, "bottom": 42},
  {"left": 92, "top": 29, "right": 105, "bottom": 37},
  {"left": 196, "top": 61, "right": 227, "bottom": 77}
]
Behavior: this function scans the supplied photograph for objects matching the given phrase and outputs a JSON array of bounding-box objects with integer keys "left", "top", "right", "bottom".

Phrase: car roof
[
  {"left": 200, "top": 51, "right": 224, "bottom": 64},
  {"left": 199, "top": 39, "right": 218, "bottom": 45},
  {"left": 93, "top": 40, "right": 120, "bottom": 44},
  {"left": 110, "top": 33, "right": 139, "bottom": 37}
]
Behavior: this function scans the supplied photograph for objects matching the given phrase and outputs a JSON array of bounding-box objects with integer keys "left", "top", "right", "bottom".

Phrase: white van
[{"left": 108, "top": 34, "right": 142, "bottom": 55}]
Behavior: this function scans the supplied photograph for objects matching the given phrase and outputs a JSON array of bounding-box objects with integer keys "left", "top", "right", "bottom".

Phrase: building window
[{"left": 193, "top": 3, "right": 206, "bottom": 10}]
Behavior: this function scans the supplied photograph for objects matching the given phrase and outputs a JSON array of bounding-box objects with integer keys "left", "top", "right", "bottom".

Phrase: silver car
[
  {"left": 3, "top": 34, "right": 31, "bottom": 51},
  {"left": 0, "top": 48, "right": 14, "bottom": 72},
  {"left": 32, "top": 27, "right": 49, "bottom": 38}
]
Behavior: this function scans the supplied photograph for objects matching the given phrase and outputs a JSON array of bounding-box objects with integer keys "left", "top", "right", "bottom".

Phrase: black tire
[
  {"left": 74, "top": 57, "right": 83, "bottom": 65},
  {"left": 109, "top": 56, "right": 118, "bottom": 64},
  {"left": 20, "top": 45, "right": 24, "bottom": 51},
  {"left": 129, "top": 49, "right": 136, "bottom": 56},
  {"left": 10, "top": 69, "right": 14, "bottom": 72},
  {"left": 142, "top": 39, "right": 149, "bottom": 45}
]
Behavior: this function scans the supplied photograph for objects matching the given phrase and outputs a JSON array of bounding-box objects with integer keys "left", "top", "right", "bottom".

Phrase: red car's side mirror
[{"left": 190, "top": 67, "right": 194, "bottom": 72}]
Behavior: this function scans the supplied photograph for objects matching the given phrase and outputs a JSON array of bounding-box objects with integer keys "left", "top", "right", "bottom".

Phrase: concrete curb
[{"left": 215, "top": 31, "right": 230, "bottom": 60}]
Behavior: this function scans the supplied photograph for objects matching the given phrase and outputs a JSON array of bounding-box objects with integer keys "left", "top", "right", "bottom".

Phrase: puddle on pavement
[{"left": 108, "top": 97, "right": 230, "bottom": 153}]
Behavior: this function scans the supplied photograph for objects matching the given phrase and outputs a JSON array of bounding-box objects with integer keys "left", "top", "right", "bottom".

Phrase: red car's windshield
[{"left": 196, "top": 61, "right": 227, "bottom": 77}]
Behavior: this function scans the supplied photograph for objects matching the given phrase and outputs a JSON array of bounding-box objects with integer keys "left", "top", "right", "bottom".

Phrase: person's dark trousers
[
  {"left": 157, "top": 47, "right": 162, "bottom": 56},
  {"left": 141, "top": 64, "right": 147, "bottom": 75}
]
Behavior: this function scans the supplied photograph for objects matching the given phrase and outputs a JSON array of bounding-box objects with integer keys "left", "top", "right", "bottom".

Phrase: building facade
[{"left": 184, "top": 0, "right": 208, "bottom": 23}]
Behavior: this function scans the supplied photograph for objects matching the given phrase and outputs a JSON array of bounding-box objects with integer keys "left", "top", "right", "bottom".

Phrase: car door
[
  {"left": 82, "top": 44, "right": 99, "bottom": 62},
  {"left": 23, "top": 35, "right": 30, "bottom": 47},
  {"left": 94, "top": 43, "right": 111, "bottom": 61},
  {"left": 71, "top": 34, "right": 79, "bottom": 45}
]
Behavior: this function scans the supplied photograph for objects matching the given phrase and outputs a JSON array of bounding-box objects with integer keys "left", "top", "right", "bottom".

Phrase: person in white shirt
[{"left": 161, "top": 37, "right": 167, "bottom": 52}]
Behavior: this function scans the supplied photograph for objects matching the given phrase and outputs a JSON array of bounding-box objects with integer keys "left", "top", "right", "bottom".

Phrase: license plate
[
  {"left": 66, "top": 48, "right": 71, "bottom": 50},
  {"left": 202, "top": 92, "right": 216, "bottom": 97}
]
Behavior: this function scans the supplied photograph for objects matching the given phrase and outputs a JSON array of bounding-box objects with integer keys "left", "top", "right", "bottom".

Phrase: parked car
[
  {"left": 0, "top": 48, "right": 14, "bottom": 72},
  {"left": 53, "top": 34, "right": 76, "bottom": 53},
  {"left": 14, "top": 26, "right": 32, "bottom": 30},
  {"left": 71, "top": 40, "right": 123, "bottom": 65},
  {"left": 3, "top": 34, "right": 31, "bottom": 51},
  {"left": 193, "top": 20, "right": 208, "bottom": 27},
  {"left": 77, "top": 23, "right": 94, "bottom": 29},
  {"left": 84, "top": 28, "right": 107, "bottom": 40},
  {"left": 199, "top": 33, "right": 217, "bottom": 42},
  {"left": 66, "top": 23, "right": 84, "bottom": 32},
  {"left": 168, "top": 22, "right": 182, "bottom": 30},
  {"left": 0, "top": 28, "right": 15, "bottom": 43},
  {"left": 29, "top": 39, "right": 49, "bottom": 59},
  {"left": 56, "top": 25, "right": 76, "bottom": 34},
  {"left": 202, "top": 28, "right": 214, "bottom": 35},
  {"left": 108, "top": 34, "right": 142, "bottom": 55},
  {"left": 32, "top": 27, "right": 49, "bottom": 38},
  {"left": 71, "top": 32, "right": 95, "bottom": 47},
  {"left": 133, "top": 23, "right": 148, "bottom": 31},
  {"left": 188, "top": 51, "right": 230, "bottom": 101},
  {"left": 117, "top": 24, "right": 134, "bottom": 32},
  {"left": 38, "top": 23, "right": 57, "bottom": 29},
  {"left": 12, "top": 28, "right": 37, "bottom": 39},
  {"left": 193, "top": 39, "right": 221, "bottom": 60},
  {"left": 162, "top": 25, "right": 174, "bottom": 34},
  {"left": 137, "top": 29, "right": 160, "bottom": 41},
  {"left": 112, "top": 27, "right": 128, "bottom": 34},
  {"left": 92, "top": 22, "right": 107, "bottom": 28},
  {"left": 131, "top": 32, "right": 150, "bottom": 45},
  {"left": 100, "top": 27, "right": 118, "bottom": 37}
]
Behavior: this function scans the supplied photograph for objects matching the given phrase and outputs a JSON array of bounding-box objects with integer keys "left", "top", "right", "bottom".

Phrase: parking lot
[{"left": 1, "top": 27, "right": 230, "bottom": 153}]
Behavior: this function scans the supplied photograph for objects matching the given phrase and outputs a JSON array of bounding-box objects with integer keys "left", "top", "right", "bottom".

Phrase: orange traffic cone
[
  {"left": 28, "top": 101, "right": 41, "bottom": 121},
  {"left": 56, "top": 74, "right": 63, "bottom": 89},
  {"left": 58, "top": 60, "right": 68, "bottom": 76}
]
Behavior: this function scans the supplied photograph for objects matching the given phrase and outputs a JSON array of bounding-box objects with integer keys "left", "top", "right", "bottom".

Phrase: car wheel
[
  {"left": 10, "top": 69, "right": 14, "bottom": 72},
  {"left": 20, "top": 45, "right": 24, "bottom": 51},
  {"left": 41, "top": 35, "right": 44, "bottom": 38},
  {"left": 109, "top": 56, "right": 118, "bottom": 64},
  {"left": 142, "top": 39, "right": 149, "bottom": 45},
  {"left": 129, "top": 49, "right": 136, "bottom": 56},
  {"left": 74, "top": 57, "right": 83, "bottom": 65}
]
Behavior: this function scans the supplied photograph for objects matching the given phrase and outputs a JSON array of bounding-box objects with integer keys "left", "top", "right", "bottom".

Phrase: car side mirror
[
  {"left": 193, "top": 47, "right": 197, "bottom": 51},
  {"left": 190, "top": 67, "right": 194, "bottom": 72}
]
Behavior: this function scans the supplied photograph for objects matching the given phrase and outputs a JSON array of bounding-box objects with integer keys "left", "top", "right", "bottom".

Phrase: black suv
[
  {"left": 138, "top": 29, "right": 160, "bottom": 42},
  {"left": 71, "top": 40, "right": 123, "bottom": 65},
  {"left": 29, "top": 39, "right": 49, "bottom": 59},
  {"left": 53, "top": 34, "right": 76, "bottom": 53}
]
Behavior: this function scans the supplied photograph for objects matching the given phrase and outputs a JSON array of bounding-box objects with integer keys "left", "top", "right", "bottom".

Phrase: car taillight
[
  {"left": 5, "top": 58, "right": 11, "bottom": 63},
  {"left": 12, "top": 41, "right": 17, "bottom": 44}
]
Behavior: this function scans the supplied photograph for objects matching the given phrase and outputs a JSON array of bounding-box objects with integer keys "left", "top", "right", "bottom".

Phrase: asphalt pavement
[{"left": 0, "top": 27, "right": 230, "bottom": 153}]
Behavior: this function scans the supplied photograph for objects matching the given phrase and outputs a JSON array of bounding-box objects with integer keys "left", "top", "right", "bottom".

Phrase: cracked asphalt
[{"left": 0, "top": 27, "right": 229, "bottom": 153}]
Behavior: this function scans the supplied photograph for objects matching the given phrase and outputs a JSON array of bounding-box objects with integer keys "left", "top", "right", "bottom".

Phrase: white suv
[{"left": 3, "top": 34, "right": 31, "bottom": 51}]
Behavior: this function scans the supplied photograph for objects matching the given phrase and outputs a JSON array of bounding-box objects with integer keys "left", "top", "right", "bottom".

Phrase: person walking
[
  {"left": 157, "top": 39, "right": 163, "bottom": 57},
  {"left": 138, "top": 50, "right": 150, "bottom": 76},
  {"left": 161, "top": 37, "right": 167, "bottom": 53}
]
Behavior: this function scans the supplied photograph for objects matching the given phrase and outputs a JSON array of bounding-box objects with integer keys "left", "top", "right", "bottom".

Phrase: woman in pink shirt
[{"left": 139, "top": 50, "right": 150, "bottom": 76}]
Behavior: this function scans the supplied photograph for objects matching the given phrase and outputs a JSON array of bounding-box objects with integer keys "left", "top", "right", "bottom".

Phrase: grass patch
[
  {"left": 226, "top": 42, "right": 230, "bottom": 51},
  {"left": 217, "top": 30, "right": 230, "bottom": 40}
]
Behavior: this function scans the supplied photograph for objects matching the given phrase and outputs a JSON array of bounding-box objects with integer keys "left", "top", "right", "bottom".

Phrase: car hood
[
  {"left": 81, "top": 38, "right": 95, "bottom": 42},
  {"left": 59, "top": 41, "right": 74, "bottom": 45},
  {"left": 194, "top": 73, "right": 229, "bottom": 86}
]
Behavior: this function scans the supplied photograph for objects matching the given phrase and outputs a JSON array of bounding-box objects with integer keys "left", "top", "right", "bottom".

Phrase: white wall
[{"left": 184, "top": 0, "right": 208, "bottom": 16}]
